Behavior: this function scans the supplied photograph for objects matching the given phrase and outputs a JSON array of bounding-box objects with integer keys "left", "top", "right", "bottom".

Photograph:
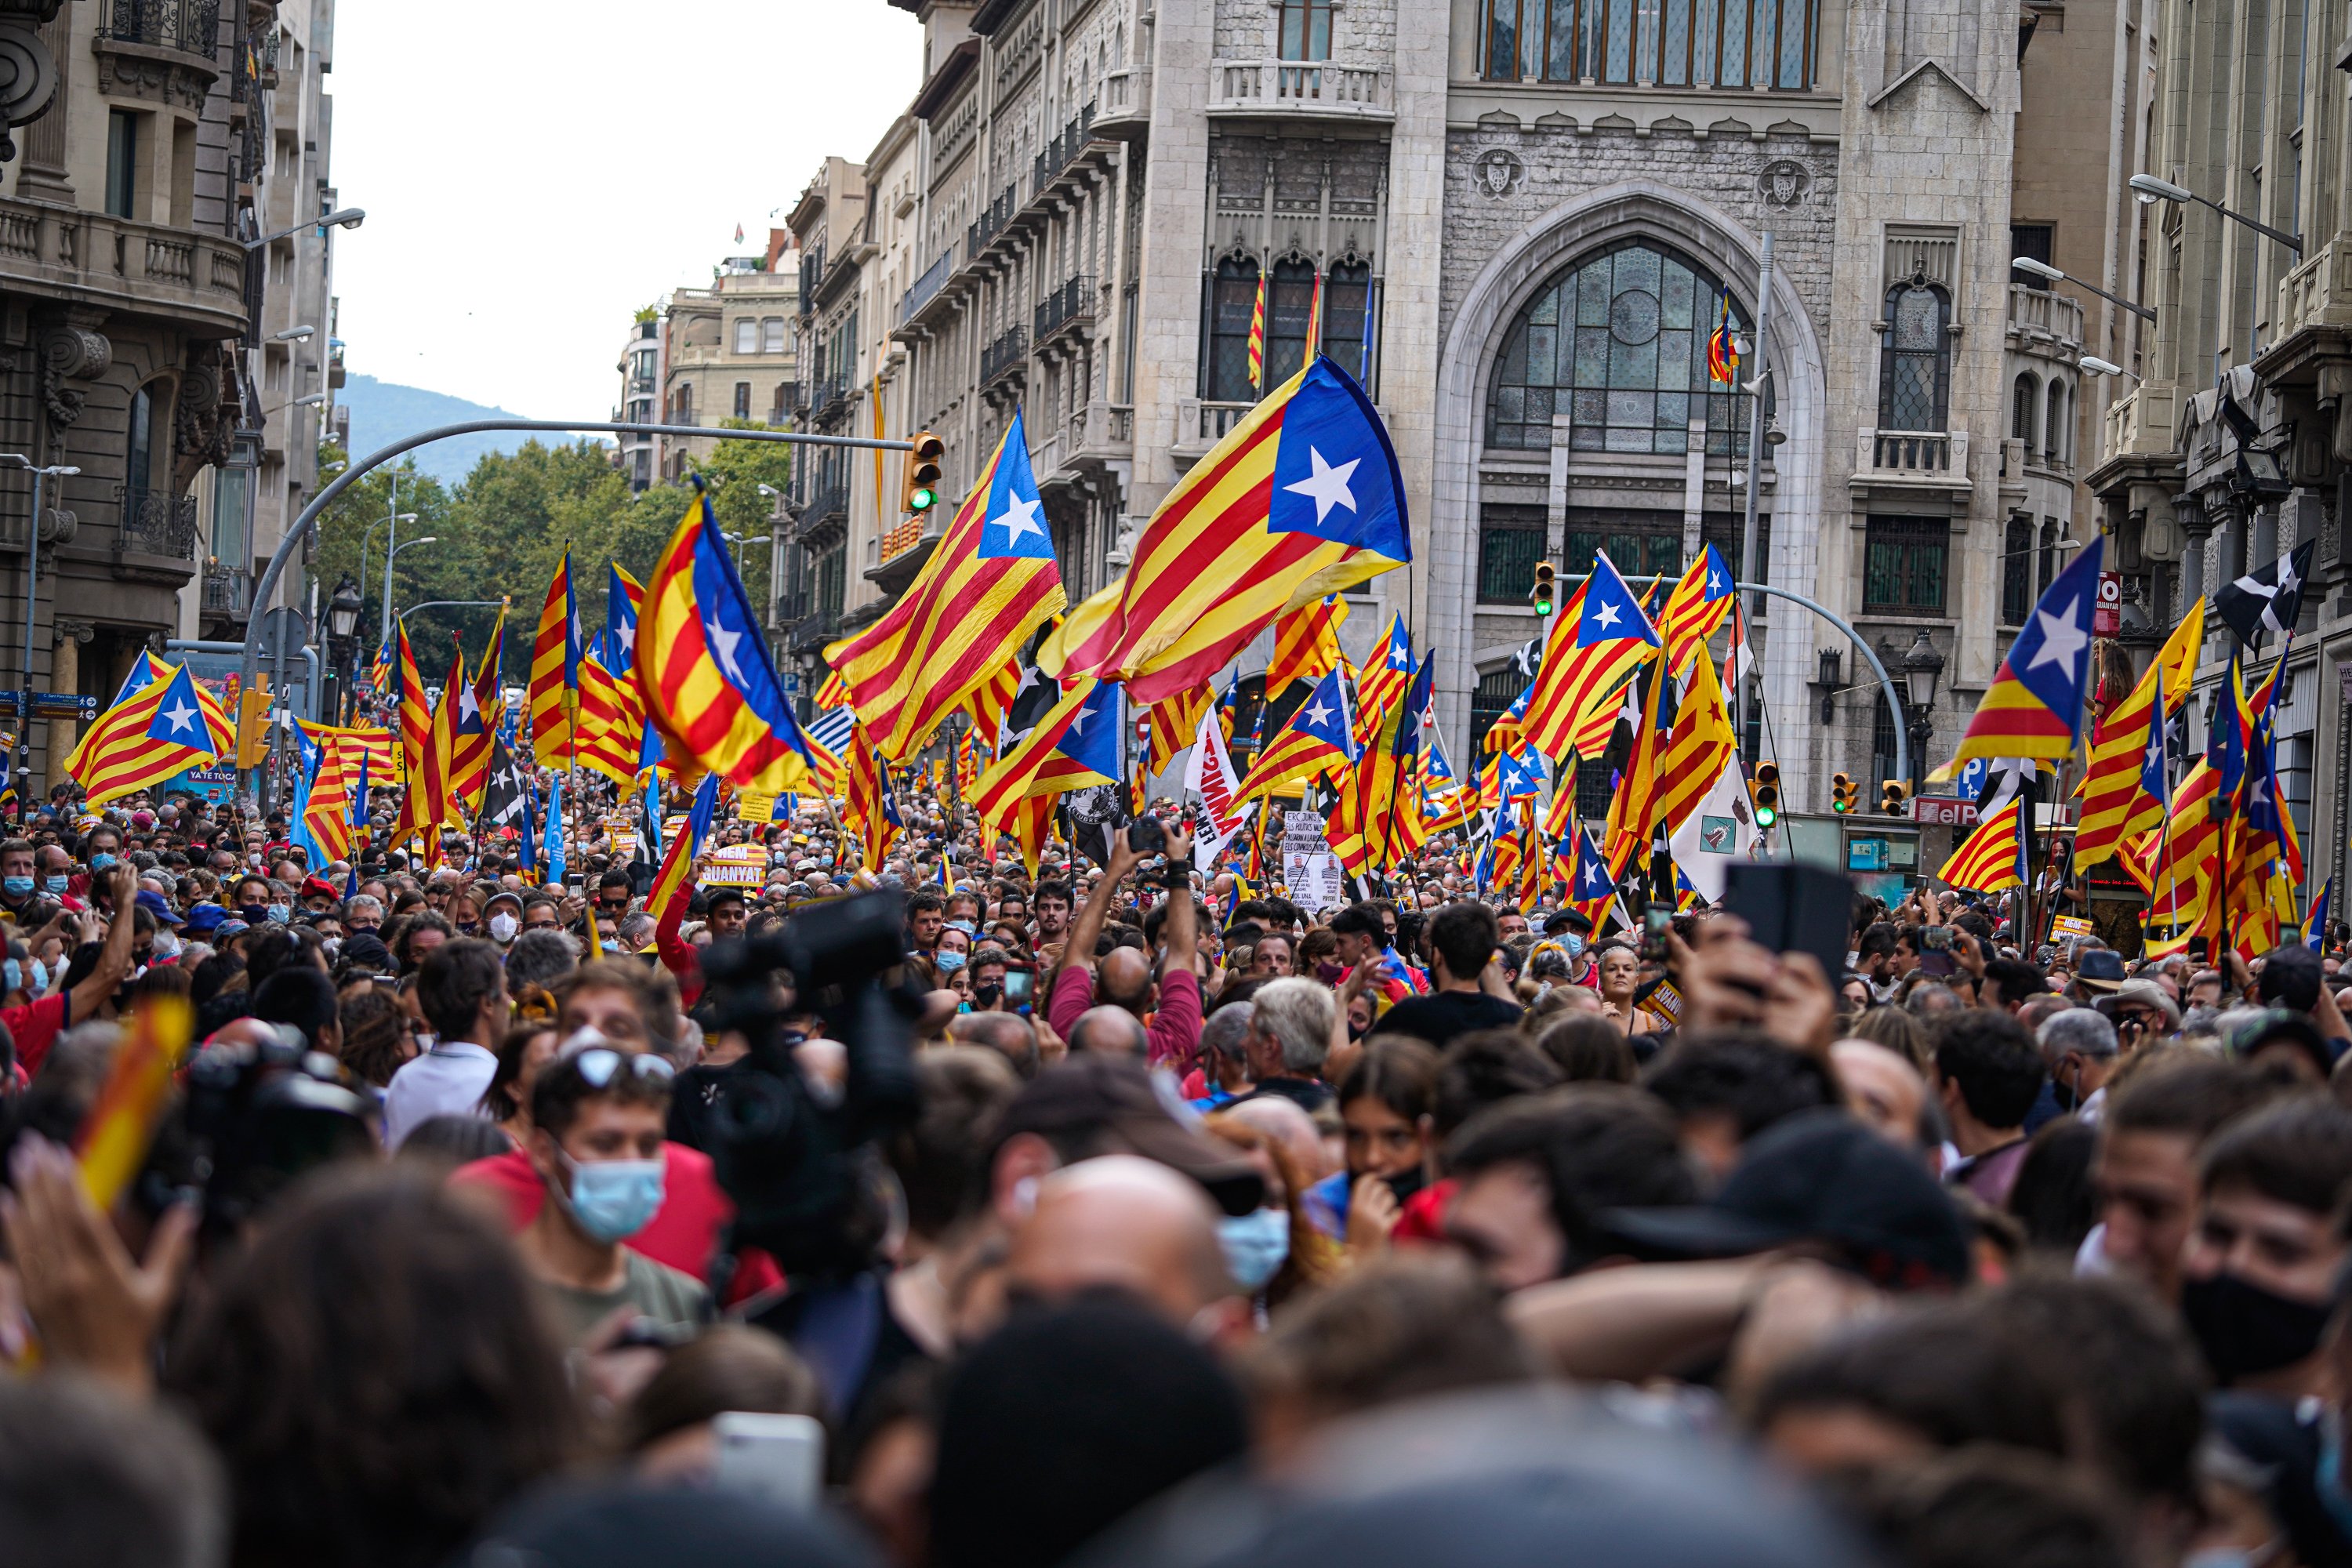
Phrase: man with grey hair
[
  {"left": 1192, "top": 1001, "right": 1255, "bottom": 1111},
  {"left": 1232, "top": 977, "right": 1335, "bottom": 1112},
  {"left": 2038, "top": 1006, "right": 2120, "bottom": 1120},
  {"left": 344, "top": 892, "right": 385, "bottom": 935}
]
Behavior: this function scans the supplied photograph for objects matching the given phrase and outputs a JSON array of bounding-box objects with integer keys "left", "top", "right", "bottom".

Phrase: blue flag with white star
[
  {"left": 1053, "top": 681, "right": 1126, "bottom": 781},
  {"left": 1575, "top": 553, "right": 1662, "bottom": 651},
  {"left": 979, "top": 408, "right": 1056, "bottom": 562},
  {"left": 1267, "top": 358, "right": 1410, "bottom": 558}
]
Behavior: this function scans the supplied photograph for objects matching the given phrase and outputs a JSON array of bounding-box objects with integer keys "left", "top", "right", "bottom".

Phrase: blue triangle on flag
[
  {"left": 1267, "top": 358, "right": 1409, "bottom": 559},
  {"left": 1577, "top": 554, "right": 1661, "bottom": 649},
  {"left": 980, "top": 409, "right": 1057, "bottom": 562},
  {"left": 2002, "top": 536, "right": 2104, "bottom": 721},
  {"left": 1054, "top": 682, "right": 1126, "bottom": 779},
  {"left": 143, "top": 666, "right": 211, "bottom": 748}
]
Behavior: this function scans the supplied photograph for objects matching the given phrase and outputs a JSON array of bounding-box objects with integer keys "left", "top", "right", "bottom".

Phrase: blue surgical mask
[
  {"left": 1, "top": 877, "right": 30, "bottom": 898},
  {"left": 557, "top": 1152, "right": 666, "bottom": 1243},
  {"left": 1, "top": 959, "right": 17, "bottom": 995},
  {"left": 1218, "top": 1207, "right": 1291, "bottom": 1291},
  {"left": 265, "top": 904, "right": 290, "bottom": 924},
  {"left": 88, "top": 853, "right": 115, "bottom": 871},
  {"left": 42, "top": 875, "right": 67, "bottom": 895},
  {"left": 1563, "top": 935, "right": 1586, "bottom": 958},
  {"left": 935, "top": 950, "right": 966, "bottom": 972}
]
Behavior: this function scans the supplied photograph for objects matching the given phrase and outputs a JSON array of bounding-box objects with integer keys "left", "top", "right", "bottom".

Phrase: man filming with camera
[{"left": 1043, "top": 821, "right": 1202, "bottom": 1071}]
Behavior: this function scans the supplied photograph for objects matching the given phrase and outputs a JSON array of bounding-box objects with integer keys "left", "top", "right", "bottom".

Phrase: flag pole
[{"left": 1733, "top": 230, "right": 1773, "bottom": 753}]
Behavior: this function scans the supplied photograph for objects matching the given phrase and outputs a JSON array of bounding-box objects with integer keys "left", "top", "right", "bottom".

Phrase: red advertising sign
[
  {"left": 1911, "top": 796, "right": 1979, "bottom": 827},
  {"left": 2092, "top": 570, "right": 2122, "bottom": 637}
]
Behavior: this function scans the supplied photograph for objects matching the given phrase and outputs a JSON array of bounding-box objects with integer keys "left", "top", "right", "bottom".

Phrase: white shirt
[{"left": 381, "top": 1039, "right": 498, "bottom": 1150}]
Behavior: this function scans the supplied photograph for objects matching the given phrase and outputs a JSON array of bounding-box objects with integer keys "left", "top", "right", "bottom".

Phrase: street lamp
[
  {"left": 2129, "top": 174, "right": 2303, "bottom": 256},
  {"left": 325, "top": 573, "right": 363, "bottom": 722},
  {"left": 257, "top": 393, "right": 326, "bottom": 419},
  {"left": 2009, "top": 255, "right": 2158, "bottom": 323},
  {"left": 271, "top": 325, "right": 316, "bottom": 343},
  {"left": 241, "top": 207, "right": 365, "bottom": 251},
  {"left": 2078, "top": 356, "right": 2136, "bottom": 379},
  {"left": 0, "top": 455, "right": 78, "bottom": 815},
  {"left": 1901, "top": 630, "right": 1944, "bottom": 786}
]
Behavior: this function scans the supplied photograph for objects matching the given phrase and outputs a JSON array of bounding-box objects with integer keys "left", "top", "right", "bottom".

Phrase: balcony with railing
[
  {"left": 1033, "top": 274, "right": 1096, "bottom": 346},
  {"left": 1097, "top": 64, "right": 1152, "bottom": 136},
  {"left": 1207, "top": 60, "right": 1393, "bottom": 119},
  {"left": 0, "top": 198, "right": 246, "bottom": 334},
  {"left": 797, "top": 247, "right": 825, "bottom": 318},
  {"left": 115, "top": 486, "right": 200, "bottom": 579},
  {"left": 899, "top": 247, "right": 956, "bottom": 327},
  {"left": 965, "top": 182, "right": 1020, "bottom": 263},
  {"left": 98, "top": 0, "right": 222, "bottom": 60},
  {"left": 201, "top": 561, "right": 252, "bottom": 619},
  {"left": 1852, "top": 427, "right": 1970, "bottom": 493},
  {"left": 1029, "top": 103, "right": 1099, "bottom": 195},
  {"left": 797, "top": 477, "right": 850, "bottom": 532},
  {"left": 2005, "top": 281, "right": 2084, "bottom": 351},
  {"left": 979, "top": 325, "right": 1029, "bottom": 389}
]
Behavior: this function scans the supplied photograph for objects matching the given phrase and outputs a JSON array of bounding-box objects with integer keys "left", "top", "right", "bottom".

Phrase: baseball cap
[
  {"left": 1602, "top": 1109, "right": 1969, "bottom": 1290},
  {"left": 133, "top": 888, "right": 183, "bottom": 927},
  {"left": 183, "top": 902, "right": 227, "bottom": 934},
  {"left": 991, "top": 1054, "right": 1265, "bottom": 1217}
]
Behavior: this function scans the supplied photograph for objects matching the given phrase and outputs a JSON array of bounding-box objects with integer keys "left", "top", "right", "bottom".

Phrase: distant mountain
[{"left": 338, "top": 374, "right": 600, "bottom": 486}]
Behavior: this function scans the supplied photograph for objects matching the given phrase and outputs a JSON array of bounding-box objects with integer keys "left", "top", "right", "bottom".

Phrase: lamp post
[
  {"left": 358, "top": 510, "right": 419, "bottom": 631},
  {"left": 2129, "top": 174, "right": 2303, "bottom": 257},
  {"left": 240, "top": 207, "right": 365, "bottom": 251},
  {"left": 1, "top": 455, "right": 79, "bottom": 814},
  {"left": 1901, "top": 630, "right": 1945, "bottom": 789},
  {"left": 324, "top": 573, "right": 362, "bottom": 723},
  {"left": 2009, "top": 256, "right": 2158, "bottom": 322},
  {"left": 378, "top": 532, "right": 436, "bottom": 651}
]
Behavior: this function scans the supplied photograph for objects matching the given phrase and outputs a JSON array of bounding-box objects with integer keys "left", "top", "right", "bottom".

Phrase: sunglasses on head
[{"left": 570, "top": 1047, "right": 674, "bottom": 1087}]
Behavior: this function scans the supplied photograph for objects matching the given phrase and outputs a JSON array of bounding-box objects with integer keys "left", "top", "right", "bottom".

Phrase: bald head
[
  {"left": 1222, "top": 1095, "right": 1328, "bottom": 1183},
  {"left": 1007, "top": 1155, "right": 1235, "bottom": 1323},
  {"left": 1098, "top": 946, "right": 1154, "bottom": 1013},
  {"left": 1069, "top": 1004, "right": 1149, "bottom": 1058},
  {"left": 1831, "top": 1038, "right": 1929, "bottom": 1151},
  {"left": 950, "top": 1011, "right": 1040, "bottom": 1078}
]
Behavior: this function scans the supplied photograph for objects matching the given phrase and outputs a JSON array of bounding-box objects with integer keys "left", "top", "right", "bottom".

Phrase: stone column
[
  {"left": 2252, "top": 501, "right": 2277, "bottom": 574},
  {"left": 12, "top": 8, "right": 71, "bottom": 204},
  {"left": 2217, "top": 497, "right": 2247, "bottom": 586},
  {"left": 2176, "top": 494, "right": 2210, "bottom": 604}
]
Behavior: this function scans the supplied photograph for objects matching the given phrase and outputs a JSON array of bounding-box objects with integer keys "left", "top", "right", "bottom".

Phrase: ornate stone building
[{"left": 784, "top": 0, "right": 2121, "bottom": 817}]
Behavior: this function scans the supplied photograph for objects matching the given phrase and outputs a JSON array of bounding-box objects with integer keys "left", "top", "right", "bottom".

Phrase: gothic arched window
[{"left": 1878, "top": 278, "right": 1951, "bottom": 432}]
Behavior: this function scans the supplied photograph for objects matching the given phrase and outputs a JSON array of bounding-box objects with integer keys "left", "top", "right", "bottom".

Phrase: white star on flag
[
  {"left": 2027, "top": 597, "right": 2089, "bottom": 673},
  {"left": 1594, "top": 600, "right": 1623, "bottom": 630},
  {"left": 706, "top": 618, "right": 748, "bottom": 684},
  {"left": 162, "top": 699, "right": 198, "bottom": 735},
  {"left": 459, "top": 687, "right": 481, "bottom": 724},
  {"left": 993, "top": 492, "right": 1045, "bottom": 546},
  {"left": 1282, "top": 446, "right": 1361, "bottom": 525},
  {"left": 1708, "top": 567, "right": 1727, "bottom": 595}
]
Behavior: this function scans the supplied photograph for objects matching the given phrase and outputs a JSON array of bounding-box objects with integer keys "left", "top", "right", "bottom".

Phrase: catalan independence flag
[
  {"left": 1268, "top": 594, "right": 1348, "bottom": 695},
  {"left": 1948, "top": 537, "right": 2104, "bottom": 768},
  {"left": 1232, "top": 663, "right": 1359, "bottom": 806},
  {"left": 1520, "top": 551, "right": 1661, "bottom": 762},
  {"left": 395, "top": 622, "right": 431, "bottom": 786},
  {"left": 1938, "top": 797, "right": 2027, "bottom": 892},
  {"left": 971, "top": 681, "right": 1125, "bottom": 829},
  {"left": 845, "top": 728, "right": 903, "bottom": 873},
  {"left": 1145, "top": 687, "right": 1212, "bottom": 779},
  {"left": 1655, "top": 543, "right": 1737, "bottom": 679},
  {"left": 827, "top": 409, "right": 1066, "bottom": 761},
  {"left": 368, "top": 633, "right": 392, "bottom": 695},
  {"left": 1044, "top": 356, "right": 1408, "bottom": 706},
  {"left": 448, "top": 608, "right": 505, "bottom": 815},
  {"left": 61, "top": 652, "right": 172, "bottom": 781},
  {"left": 529, "top": 551, "right": 583, "bottom": 769},
  {"left": 1247, "top": 268, "right": 1268, "bottom": 394},
  {"left": 1352, "top": 613, "right": 1415, "bottom": 744},
  {"left": 645, "top": 771, "right": 720, "bottom": 927},
  {"left": 575, "top": 652, "right": 640, "bottom": 787},
  {"left": 2074, "top": 604, "right": 2200, "bottom": 869},
  {"left": 67, "top": 662, "right": 234, "bottom": 806},
  {"left": 1707, "top": 295, "right": 1739, "bottom": 385},
  {"left": 637, "top": 492, "right": 826, "bottom": 793}
]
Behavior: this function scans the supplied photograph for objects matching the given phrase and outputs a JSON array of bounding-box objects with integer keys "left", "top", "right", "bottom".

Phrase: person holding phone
[{"left": 1044, "top": 823, "right": 1203, "bottom": 1071}]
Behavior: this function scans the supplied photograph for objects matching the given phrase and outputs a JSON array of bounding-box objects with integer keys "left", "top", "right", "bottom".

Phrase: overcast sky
[{"left": 330, "top": 0, "right": 924, "bottom": 419}]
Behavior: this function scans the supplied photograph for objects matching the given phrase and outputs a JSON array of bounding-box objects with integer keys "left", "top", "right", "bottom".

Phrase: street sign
[
  {"left": 0, "top": 690, "right": 98, "bottom": 720},
  {"left": 256, "top": 608, "right": 311, "bottom": 662},
  {"left": 2093, "top": 571, "right": 2122, "bottom": 637},
  {"left": 1911, "top": 795, "right": 1979, "bottom": 827}
]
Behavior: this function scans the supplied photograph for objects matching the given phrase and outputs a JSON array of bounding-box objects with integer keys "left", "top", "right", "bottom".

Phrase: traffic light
[
  {"left": 902, "top": 430, "right": 945, "bottom": 515},
  {"left": 1530, "top": 561, "right": 1557, "bottom": 618},
  {"left": 1880, "top": 778, "right": 1908, "bottom": 815},
  {"left": 234, "top": 685, "right": 273, "bottom": 769},
  {"left": 1750, "top": 760, "right": 1780, "bottom": 828},
  {"left": 1831, "top": 771, "right": 1859, "bottom": 814}
]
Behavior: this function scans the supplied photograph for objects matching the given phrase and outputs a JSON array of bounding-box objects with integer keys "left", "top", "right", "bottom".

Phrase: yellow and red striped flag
[
  {"left": 575, "top": 651, "right": 644, "bottom": 788},
  {"left": 2143, "top": 761, "right": 2222, "bottom": 957},
  {"left": 417, "top": 639, "right": 465, "bottom": 839},
  {"left": 816, "top": 668, "right": 852, "bottom": 710},
  {"left": 1948, "top": 539, "right": 2104, "bottom": 768},
  {"left": 75, "top": 994, "right": 193, "bottom": 1211},
  {"left": 395, "top": 622, "right": 431, "bottom": 786},
  {"left": 66, "top": 662, "right": 234, "bottom": 808},
  {"left": 1041, "top": 357, "right": 1408, "bottom": 706},
  {"left": 1233, "top": 665, "right": 1359, "bottom": 807},
  {"left": 529, "top": 552, "right": 581, "bottom": 769},
  {"left": 971, "top": 682, "right": 1125, "bottom": 828},
  {"left": 1352, "top": 613, "right": 1414, "bottom": 744},
  {"left": 1655, "top": 543, "right": 1737, "bottom": 679},
  {"left": 1269, "top": 594, "right": 1348, "bottom": 693},
  {"left": 844, "top": 725, "right": 903, "bottom": 873},
  {"left": 447, "top": 608, "right": 505, "bottom": 815},
  {"left": 1520, "top": 551, "right": 1662, "bottom": 762},
  {"left": 1146, "top": 687, "right": 1212, "bottom": 779},
  {"left": 646, "top": 773, "right": 719, "bottom": 927},
  {"left": 955, "top": 663, "right": 1021, "bottom": 734},
  {"left": 1938, "top": 797, "right": 2027, "bottom": 892},
  {"left": 1247, "top": 267, "right": 1268, "bottom": 394},
  {"left": 2074, "top": 604, "right": 2201, "bottom": 869},
  {"left": 826, "top": 410, "right": 1066, "bottom": 760}
]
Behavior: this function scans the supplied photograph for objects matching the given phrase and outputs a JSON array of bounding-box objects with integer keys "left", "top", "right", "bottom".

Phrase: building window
[
  {"left": 1265, "top": 259, "right": 1318, "bottom": 389},
  {"left": 1479, "top": 0, "right": 1816, "bottom": 87},
  {"left": 1486, "top": 239, "right": 1751, "bottom": 456},
  {"left": 1478, "top": 503, "right": 1548, "bottom": 603},
  {"left": 1863, "top": 516, "right": 1950, "bottom": 615},
  {"left": 1321, "top": 260, "right": 1375, "bottom": 386},
  {"left": 1204, "top": 256, "right": 1261, "bottom": 402},
  {"left": 2011, "top": 373, "right": 2038, "bottom": 443},
  {"left": 1279, "top": 0, "right": 1334, "bottom": 59},
  {"left": 1563, "top": 506, "right": 1683, "bottom": 582},
  {"left": 125, "top": 385, "right": 154, "bottom": 501},
  {"left": 734, "top": 319, "right": 757, "bottom": 354},
  {"left": 1871, "top": 695, "right": 1902, "bottom": 788},
  {"left": 2002, "top": 514, "right": 2033, "bottom": 625},
  {"left": 1877, "top": 279, "right": 1951, "bottom": 432},
  {"left": 1469, "top": 666, "right": 1521, "bottom": 755},
  {"left": 761, "top": 317, "right": 785, "bottom": 352},
  {"left": 2043, "top": 379, "right": 2067, "bottom": 463},
  {"left": 677, "top": 383, "right": 693, "bottom": 422},
  {"left": 105, "top": 110, "right": 139, "bottom": 220},
  {"left": 2010, "top": 223, "right": 2055, "bottom": 289},
  {"left": 734, "top": 382, "right": 751, "bottom": 419},
  {"left": 212, "top": 466, "right": 249, "bottom": 567},
  {"left": 632, "top": 449, "right": 650, "bottom": 488},
  {"left": 2038, "top": 517, "right": 2060, "bottom": 598}
]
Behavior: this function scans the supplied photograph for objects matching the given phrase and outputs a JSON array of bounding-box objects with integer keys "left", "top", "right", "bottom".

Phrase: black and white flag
[{"left": 2216, "top": 538, "right": 2314, "bottom": 644}]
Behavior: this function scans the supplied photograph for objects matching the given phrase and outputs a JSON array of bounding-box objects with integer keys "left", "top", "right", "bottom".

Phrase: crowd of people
[{"left": 5, "top": 778, "right": 2352, "bottom": 1568}]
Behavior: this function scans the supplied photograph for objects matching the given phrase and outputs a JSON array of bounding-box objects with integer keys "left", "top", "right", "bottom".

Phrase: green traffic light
[
  {"left": 910, "top": 488, "right": 937, "bottom": 513},
  {"left": 1755, "top": 805, "right": 1778, "bottom": 827}
]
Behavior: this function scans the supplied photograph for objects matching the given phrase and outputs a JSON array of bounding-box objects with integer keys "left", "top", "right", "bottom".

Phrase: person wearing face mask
[
  {"left": 32, "top": 843, "right": 81, "bottom": 913},
  {"left": 2034, "top": 1008, "right": 2120, "bottom": 1121},
  {"left": 482, "top": 890, "right": 525, "bottom": 951},
  {"left": 512, "top": 1042, "right": 710, "bottom": 1345},
  {"left": 1, "top": 862, "right": 137, "bottom": 1078}
]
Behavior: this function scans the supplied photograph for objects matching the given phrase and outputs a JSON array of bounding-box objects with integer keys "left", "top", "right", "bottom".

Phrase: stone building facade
[
  {"left": 0, "top": 0, "right": 339, "bottom": 794},
  {"left": 655, "top": 249, "right": 798, "bottom": 484},
  {"left": 780, "top": 0, "right": 2116, "bottom": 819}
]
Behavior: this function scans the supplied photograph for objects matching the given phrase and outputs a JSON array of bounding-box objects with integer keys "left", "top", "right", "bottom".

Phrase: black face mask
[
  {"left": 1381, "top": 1167, "right": 1428, "bottom": 1205},
  {"left": 973, "top": 982, "right": 1002, "bottom": 1007},
  {"left": 2181, "top": 1269, "right": 2335, "bottom": 1383}
]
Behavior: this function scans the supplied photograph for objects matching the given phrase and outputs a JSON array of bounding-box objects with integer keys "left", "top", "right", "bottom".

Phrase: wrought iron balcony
[
  {"left": 979, "top": 325, "right": 1029, "bottom": 389},
  {"left": 117, "top": 486, "right": 199, "bottom": 559},
  {"left": 100, "top": 0, "right": 221, "bottom": 58},
  {"left": 201, "top": 562, "right": 252, "bottom": 618},
  {"left": 1034, "top": 274, "right": 1097, "bottom": 343},
  {"left": 965, "top": 182, "right": 1020, "bottom": 263},
  {"left": 900, "top": 247, "right": 956, "bottom": 326},
  {"left": 1030, "top": 104, "right": 1099, "bottom": 194}
]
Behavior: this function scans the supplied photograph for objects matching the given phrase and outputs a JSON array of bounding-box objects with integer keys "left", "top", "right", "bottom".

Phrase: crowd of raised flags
[{"left": 24, "top": 347, "right": 2338, "bottom": 960}]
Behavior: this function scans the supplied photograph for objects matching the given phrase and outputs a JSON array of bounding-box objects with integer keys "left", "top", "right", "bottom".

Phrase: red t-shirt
[
  {"left": 3, "top": 993, "right": 69, "bottom": 1080},
  {"left": 450, "top": 1142, "right": 782, "bottom": 1302},
  {"left": 1392, "top": 1176, "right": 1457, "bottom": 1244}
]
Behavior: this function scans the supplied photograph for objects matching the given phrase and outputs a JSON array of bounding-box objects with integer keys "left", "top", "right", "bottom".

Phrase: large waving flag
[
  {"left": 395, "top": 622, "right": 431, "bottom": 789},
  {"left": 67, "top": 662, "right": 234, "bottom": 806},
  {"left": 1610, "top": 649, "right": 1736, "bottom": 878},
  {"left": 417, "top": 640, "right": 465, "bottom": 839},
  {"left": 529, "top": 552, "right": 583, "bottom": 768},
  {"left": 1232, "top": 665, "right": 1359, "bottom": 805},
  {"left": 2143, "top": 760, "right": 2223, "bottom": 958},
  {"left": 575, "top": 652, "right": 639, "bottom": 787},
  {"left": 1568, "top": 823, "right": 1618, "bottom": 931},
  {"left": 448, "top": 608, "right": 506, "bottom": 814},
  {"left": 1044, "top": 356, "right": 1408, "bottom": 704},
  {"left": 637, "top": 492, "right": 825, "bottom": 793},
  {"left": 1520, "top": 551, "right": 1661, "bottom": 761},
  {"left": 2307, "top": 877, "right": 2334, "bottom": 951},
  {"left": 60, "top": 652, "right": 175, "bottom": 782},
  {"left": 844, "top": 727, "right": 903, "bottom": 873},
  {"left": 1656, "top": 543, "right": 1737, "bottom": 678},
  {"left": 971, "top": 681, "right": 1126, "bottom": 826},
  {"left": 646, "top": 772, "right": 720, "bottom": 926},
  {"left": 1351, "top": 613, "right": 1415, "bottom": 742},
  {"left": 827, "top": 409, "right": 1066, "bottom": 760},
  {"left": 1145, "top": 688, "right": 1213, "bottom": 779},
  {"left": 1938, "top": 797, "right": 2027, "bottom": 891},
  {"left": 1949, "top": 537, "right": 2104, "bottom": 767},
  {"left": 1269, "top": 594, "right": 1348, "bottom": 694},
  {"left": 2074, "top": 604, "right": 2201, "bottom": 869}
]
